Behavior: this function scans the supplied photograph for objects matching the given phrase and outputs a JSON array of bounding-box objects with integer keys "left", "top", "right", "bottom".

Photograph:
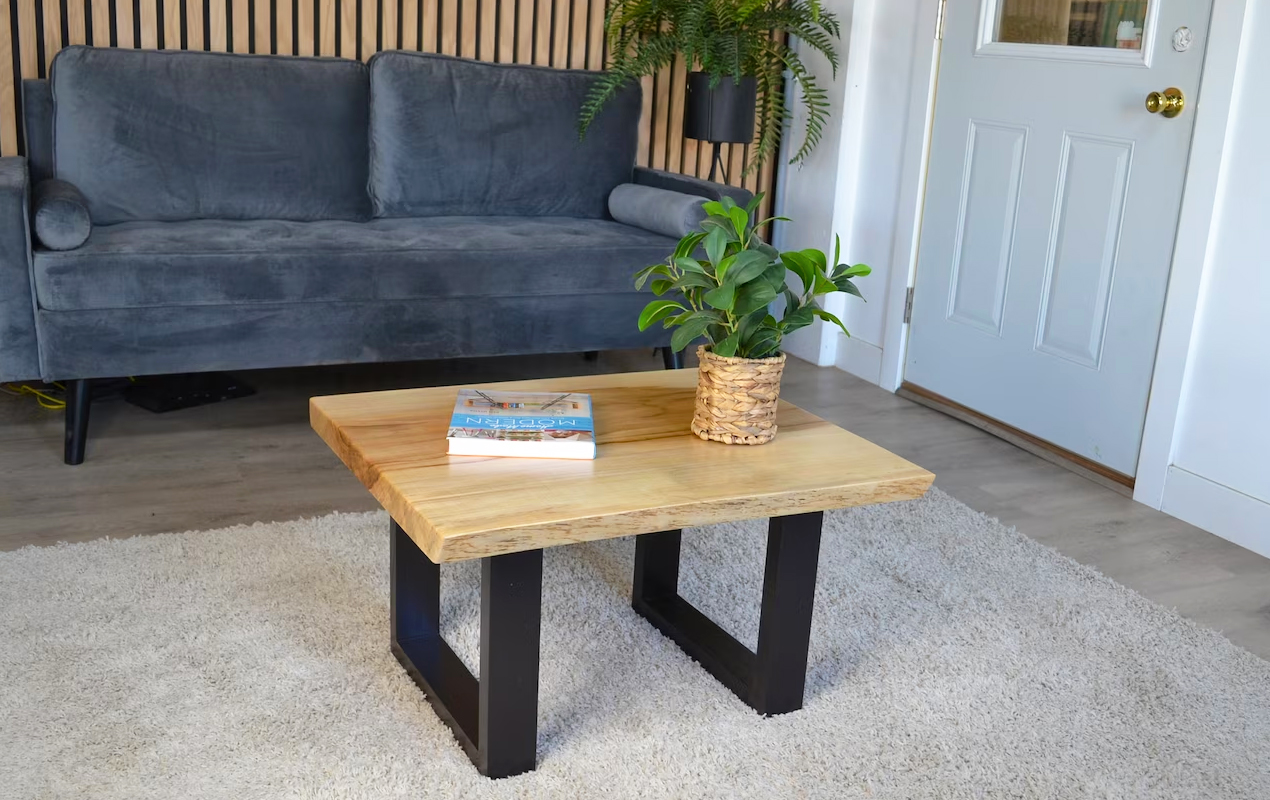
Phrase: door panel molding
[
  {"left": 946, "top": 120, "right": 1028, "bottom": 336},
  {"left": 1035, "top": 132, "right": 1135, "bottom": 369}
]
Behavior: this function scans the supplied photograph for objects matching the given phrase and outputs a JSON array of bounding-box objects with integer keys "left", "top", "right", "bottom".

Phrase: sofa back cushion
[
  {"left": 51, "top": 46, "right": 371, "bottom": 224},
  {"left": 368, "top": 52, "right": 641, "bottom": 219}
]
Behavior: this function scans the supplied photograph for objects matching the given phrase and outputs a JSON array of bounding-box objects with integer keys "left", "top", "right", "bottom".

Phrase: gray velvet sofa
[{"left": 0, "top": 46, "right": 749, "bottom": 463}]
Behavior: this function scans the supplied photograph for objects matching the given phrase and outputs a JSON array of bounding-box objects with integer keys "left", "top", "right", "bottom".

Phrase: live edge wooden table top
[
  {"left": 312, "top": 368, "right": 933, "bottom": 778},
  {"left": 310, "top": 369, "right": 935, "bottom": 564}
]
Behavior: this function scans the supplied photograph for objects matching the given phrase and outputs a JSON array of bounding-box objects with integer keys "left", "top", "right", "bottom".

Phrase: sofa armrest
[
  {"left": 0, "top": 157, "right": 39, "bottom": 382},
  {"left": 633, "top": 167, "right": 754, "bottom": 209}
]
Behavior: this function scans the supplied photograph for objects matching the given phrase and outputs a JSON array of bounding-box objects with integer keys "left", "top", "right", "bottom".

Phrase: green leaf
[
  {"left": 782, "top": 304, "right": 815, "bottom": 334},
  {"left": 811, "top": 306, "right": 851, "bottom": 337},
  {"left": 798, "top": 248, "right": 828, "bottom": 272},
  {"left": 714, "top": 253, "right": 737, "bottom": 283},
  {"left": 664, "top": 311, "right": 693, "bottom": 329},
  {"left": 763, "top": 263, "right": 788, "bottom": 292},
  {"left": 702, "top": 200, "right": 726, "bottom": 217},
  {"left": 727, "top": 250, "right": 772, "bottom": 286},
  {"left": 675, "top": 256, "right": 707, "bottom": 274},
  {"left": 700, "top": 217, "right": 736, "bottom": 241},
  {"left": 734, "top": 280, "right": 779, "bottom": 318},
  {"left": 638, "top": 300, "right": 687, "bottom": 331},
  {"left": 833, "top": 234, "right": 841, "bottom": 269},
  {"left": 719, "top": 195, "right": 738, "bottom": 211},
  {"left": 669, "top": 311, "right": 716, "bottom": 353},
  {"left": 813, "top": 275, "right": 839, "bottom": 296},
  {"left": 832, "top": 263, "right": 871, "bottom": 279},
  {"left": 735, "top": 308, "right": 767, "bottom": 344},
  {"left": 704, "top": 227, "right": 729, "bottom": 268},
  {"left": 741, "top": 324, "right": 780, "bottom": 359},
  {"left": 781, "top": 251, "right": 817, "bottom": 295},
  {"left": 673, "top": 271, "right": 716, "bottom": 291},
  {"left": 713, "top": 329, "right": 743, "bottom": 358},
  {"left": 703, "top": 282, "right": 736, "bottom": 312},
  {"left": 634, "top": 263, "right": 672, "bottom": 291},
  {"left": 754, "top": 240, "right": 780, "bottom": 260},
  {"left": 834, "top": 276, "right": 865, "bottom": 300},
  {"left": 650, "top": 278, "right": 674, "bottom": 296},
  {"left": 728, "top": 206, "right": 749, "bottom": 240},
  {"left": 674, "top": 232, "right": 707, "bottom": 260},
  {"left": 745, "top": 194, "right": 763, "bottom": 216}
]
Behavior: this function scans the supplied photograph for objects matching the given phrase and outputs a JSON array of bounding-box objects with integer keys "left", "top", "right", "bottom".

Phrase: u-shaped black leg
[
  {"left": 661, "top": 348, "right": 684, "bottom": 370},
  {"left": 64, "top": 379, "right": 92, "bottom": 465}
]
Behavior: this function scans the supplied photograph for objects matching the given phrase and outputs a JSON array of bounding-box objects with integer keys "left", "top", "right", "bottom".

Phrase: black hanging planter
[{"left": 684, "top": 72, "right": 757, "bottom": 144}]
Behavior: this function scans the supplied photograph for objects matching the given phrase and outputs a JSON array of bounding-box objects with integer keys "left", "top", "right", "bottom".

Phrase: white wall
[
  {"left": 774, "top": 0, "right": 929, "bottom": 384},
  {"left": 1159, "top": 0, "right": 1270, "bottom": 558}
]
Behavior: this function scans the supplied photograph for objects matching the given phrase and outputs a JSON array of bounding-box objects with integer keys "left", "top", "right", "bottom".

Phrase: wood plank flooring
[{"left": 3, "top": 349, "right": 1268, "bottom": 659}]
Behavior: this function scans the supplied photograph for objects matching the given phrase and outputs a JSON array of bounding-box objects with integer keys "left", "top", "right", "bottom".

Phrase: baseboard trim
[
  {"left": 1162, "top": 467, "right": 1270, "bottom": 559},
  {"left": 898, "top": 382, "right": 1135, "bottom": 496}
]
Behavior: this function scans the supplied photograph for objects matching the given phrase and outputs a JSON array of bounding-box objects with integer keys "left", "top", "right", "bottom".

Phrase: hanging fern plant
[{"left": 579, "top": 0, "right": 841, "bottom": 176}]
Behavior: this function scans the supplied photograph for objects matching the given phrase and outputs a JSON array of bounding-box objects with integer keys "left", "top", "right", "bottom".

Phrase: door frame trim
[
  {"left": 1132, "top": 0, "right": 1252, "bottom": 507},
  {"left": 878, "top": 0, "right": 1253, "bottom": 510}
]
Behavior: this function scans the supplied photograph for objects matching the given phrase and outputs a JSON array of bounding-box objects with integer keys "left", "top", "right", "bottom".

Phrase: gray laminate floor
[{"left": 3, "top": 349, "right": 1268, "bottom": 659}]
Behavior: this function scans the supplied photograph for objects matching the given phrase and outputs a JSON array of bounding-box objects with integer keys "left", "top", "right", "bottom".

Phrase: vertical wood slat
[
  {"left": 339, "top": 0, "right": 355, "bottom": 57},
  {"left": 208, "top": 0, "right": 227, "bottom": 51},
  {"left": 186, "top": 0, "right": 206, "bottom": 50},
  {"left": 0, "top": 0, "right": 782, "bottom": 219},
  {"left": 90, "top": 0, "right": 111, "bottom": 47},
  {"left": 0, "top": 0, "right": 16, "bottom": 155},
  {"left": 115, "top": 0, "right": 135, "bottom": 47},
  {"left": 275, "top": 0, "right": 294, "bottom": 54},
  {"left": 254, "top": 0, "right": 272, "bottom": 54},
  {"left": 318, "top": 0, "right": 336, "bottom": 55},
  {"left": 64, "top": 0, "right": 88, "bottom": 46},
  {"left": 139, "top": 0, "right": 159, "bottom": 50},
  {"left": 295, "top": 0, "right": 314, "bottom": 54},
  {"left": 360, "top": 0, "right": 376, "bottom": 60},
  {"left": 162, "top": 0, "right": 182, "bottom": 48},
  {"left": 231, "top": 0, "right": 248, "bottom": 53}
]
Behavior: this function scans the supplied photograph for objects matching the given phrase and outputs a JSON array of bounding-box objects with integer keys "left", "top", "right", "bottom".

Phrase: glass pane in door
[{"left": 996, "top": 0, "right": 1149, "bottom": 48}]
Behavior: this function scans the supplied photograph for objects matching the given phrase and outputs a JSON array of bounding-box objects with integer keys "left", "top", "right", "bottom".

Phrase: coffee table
[{"left": 310, "top": 369, "right": 933, "bottom": 778}]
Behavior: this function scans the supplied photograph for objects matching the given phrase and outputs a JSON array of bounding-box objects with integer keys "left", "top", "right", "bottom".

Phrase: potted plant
[
  {"left": 635, "top": 194, "right": 869, "bottom": 444},
  {"left": 578, "top": 0, "right": 842, "bottom": 174}
]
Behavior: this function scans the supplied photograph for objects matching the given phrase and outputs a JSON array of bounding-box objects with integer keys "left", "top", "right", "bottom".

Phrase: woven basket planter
[{"left": 691, "top": 345, "right": 787, "bottom": 445}]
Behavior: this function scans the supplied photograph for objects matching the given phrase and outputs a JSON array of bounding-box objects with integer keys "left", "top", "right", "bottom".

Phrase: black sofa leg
[
  {"left": 64, "top": 379, "right": 92, "bottom": 465},
  {"left": 661, "top": 348, "right": 684, "bottom": 370}
]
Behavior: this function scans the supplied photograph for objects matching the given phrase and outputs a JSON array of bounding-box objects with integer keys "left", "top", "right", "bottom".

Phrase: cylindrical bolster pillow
[
  {"left": 608, "top": 183, "right": 708, "bottom": 239},
  {"left": 33, "top": 179, "right": 92, "bottom": 251}
]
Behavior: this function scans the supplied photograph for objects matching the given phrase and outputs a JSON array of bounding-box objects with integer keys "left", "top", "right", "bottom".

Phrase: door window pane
[{"left": 996, "top": 0, "right": 1149, "bottom": 48}]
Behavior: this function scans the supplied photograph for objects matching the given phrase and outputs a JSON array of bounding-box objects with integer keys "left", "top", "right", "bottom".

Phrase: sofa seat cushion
[{"left": 33, "top": 217, "right": 678, "bottom": 312}]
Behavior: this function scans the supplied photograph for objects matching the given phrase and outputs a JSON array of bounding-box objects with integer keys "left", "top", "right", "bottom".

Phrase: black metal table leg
[
  {"left": 390, "top": 519, "right": 543, "bottom": 778},
  {"left": 632, "top": 511, "right": 824, "bottom": 715}
]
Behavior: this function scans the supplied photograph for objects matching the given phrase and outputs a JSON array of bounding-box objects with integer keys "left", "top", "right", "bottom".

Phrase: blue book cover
[{"left": 446, "top": 389, "right": 596, "bottom": 460}]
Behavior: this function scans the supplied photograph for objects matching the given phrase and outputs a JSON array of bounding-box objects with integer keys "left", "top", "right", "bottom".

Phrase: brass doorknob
[{"left": 1146, "top": 87, "right": 1185, "bottom": 118}]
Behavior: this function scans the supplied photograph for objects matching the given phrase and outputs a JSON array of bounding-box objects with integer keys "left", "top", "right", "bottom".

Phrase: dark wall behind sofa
[{"left": 0, "top": 0, "right": 778, "bottom": 220}]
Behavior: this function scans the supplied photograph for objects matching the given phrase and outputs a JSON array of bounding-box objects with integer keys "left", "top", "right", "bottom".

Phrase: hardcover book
[{"left": 447, "top": 389, "right": 596, "bottom": 460}]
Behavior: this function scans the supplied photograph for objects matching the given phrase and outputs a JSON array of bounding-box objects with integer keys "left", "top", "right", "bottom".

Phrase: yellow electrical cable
[{"left": 0, "top": 382, "right": 66, "bottom": 409}]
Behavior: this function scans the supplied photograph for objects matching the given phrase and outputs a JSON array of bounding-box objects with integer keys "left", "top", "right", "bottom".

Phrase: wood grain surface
[{"left": 311, "top": 370, "right": 934, "bottom": 563}]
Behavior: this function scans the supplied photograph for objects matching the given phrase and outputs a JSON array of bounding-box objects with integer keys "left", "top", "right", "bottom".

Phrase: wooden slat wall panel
[{"left": 0, "top": 0, "right": 779, "bottom": 220}]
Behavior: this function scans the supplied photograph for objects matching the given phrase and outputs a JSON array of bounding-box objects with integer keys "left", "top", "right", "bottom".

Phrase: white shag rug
[{"left": 2, "top": 489, "right": 1268, "bottom": 799}]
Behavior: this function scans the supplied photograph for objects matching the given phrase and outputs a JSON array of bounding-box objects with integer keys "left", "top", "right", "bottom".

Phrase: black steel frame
[
  {"left": 632, "top": 512, "right": 824, "bottom": 716},
  {"left": 390, "top": 520, "right": 543, "bottom": 779},
  {"left": 389, "top": 510, "right": 824, "bottom": 778}
]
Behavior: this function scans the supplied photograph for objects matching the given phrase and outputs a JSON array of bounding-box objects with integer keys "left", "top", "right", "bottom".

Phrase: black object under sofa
[{"left": 0, "top": 46, "right": 749, "bottom": 463}]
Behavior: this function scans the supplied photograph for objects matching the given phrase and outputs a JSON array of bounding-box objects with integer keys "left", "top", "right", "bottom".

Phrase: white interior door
[{"left": 906, "top": 0, "right": 1211, "bottom": 476}]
